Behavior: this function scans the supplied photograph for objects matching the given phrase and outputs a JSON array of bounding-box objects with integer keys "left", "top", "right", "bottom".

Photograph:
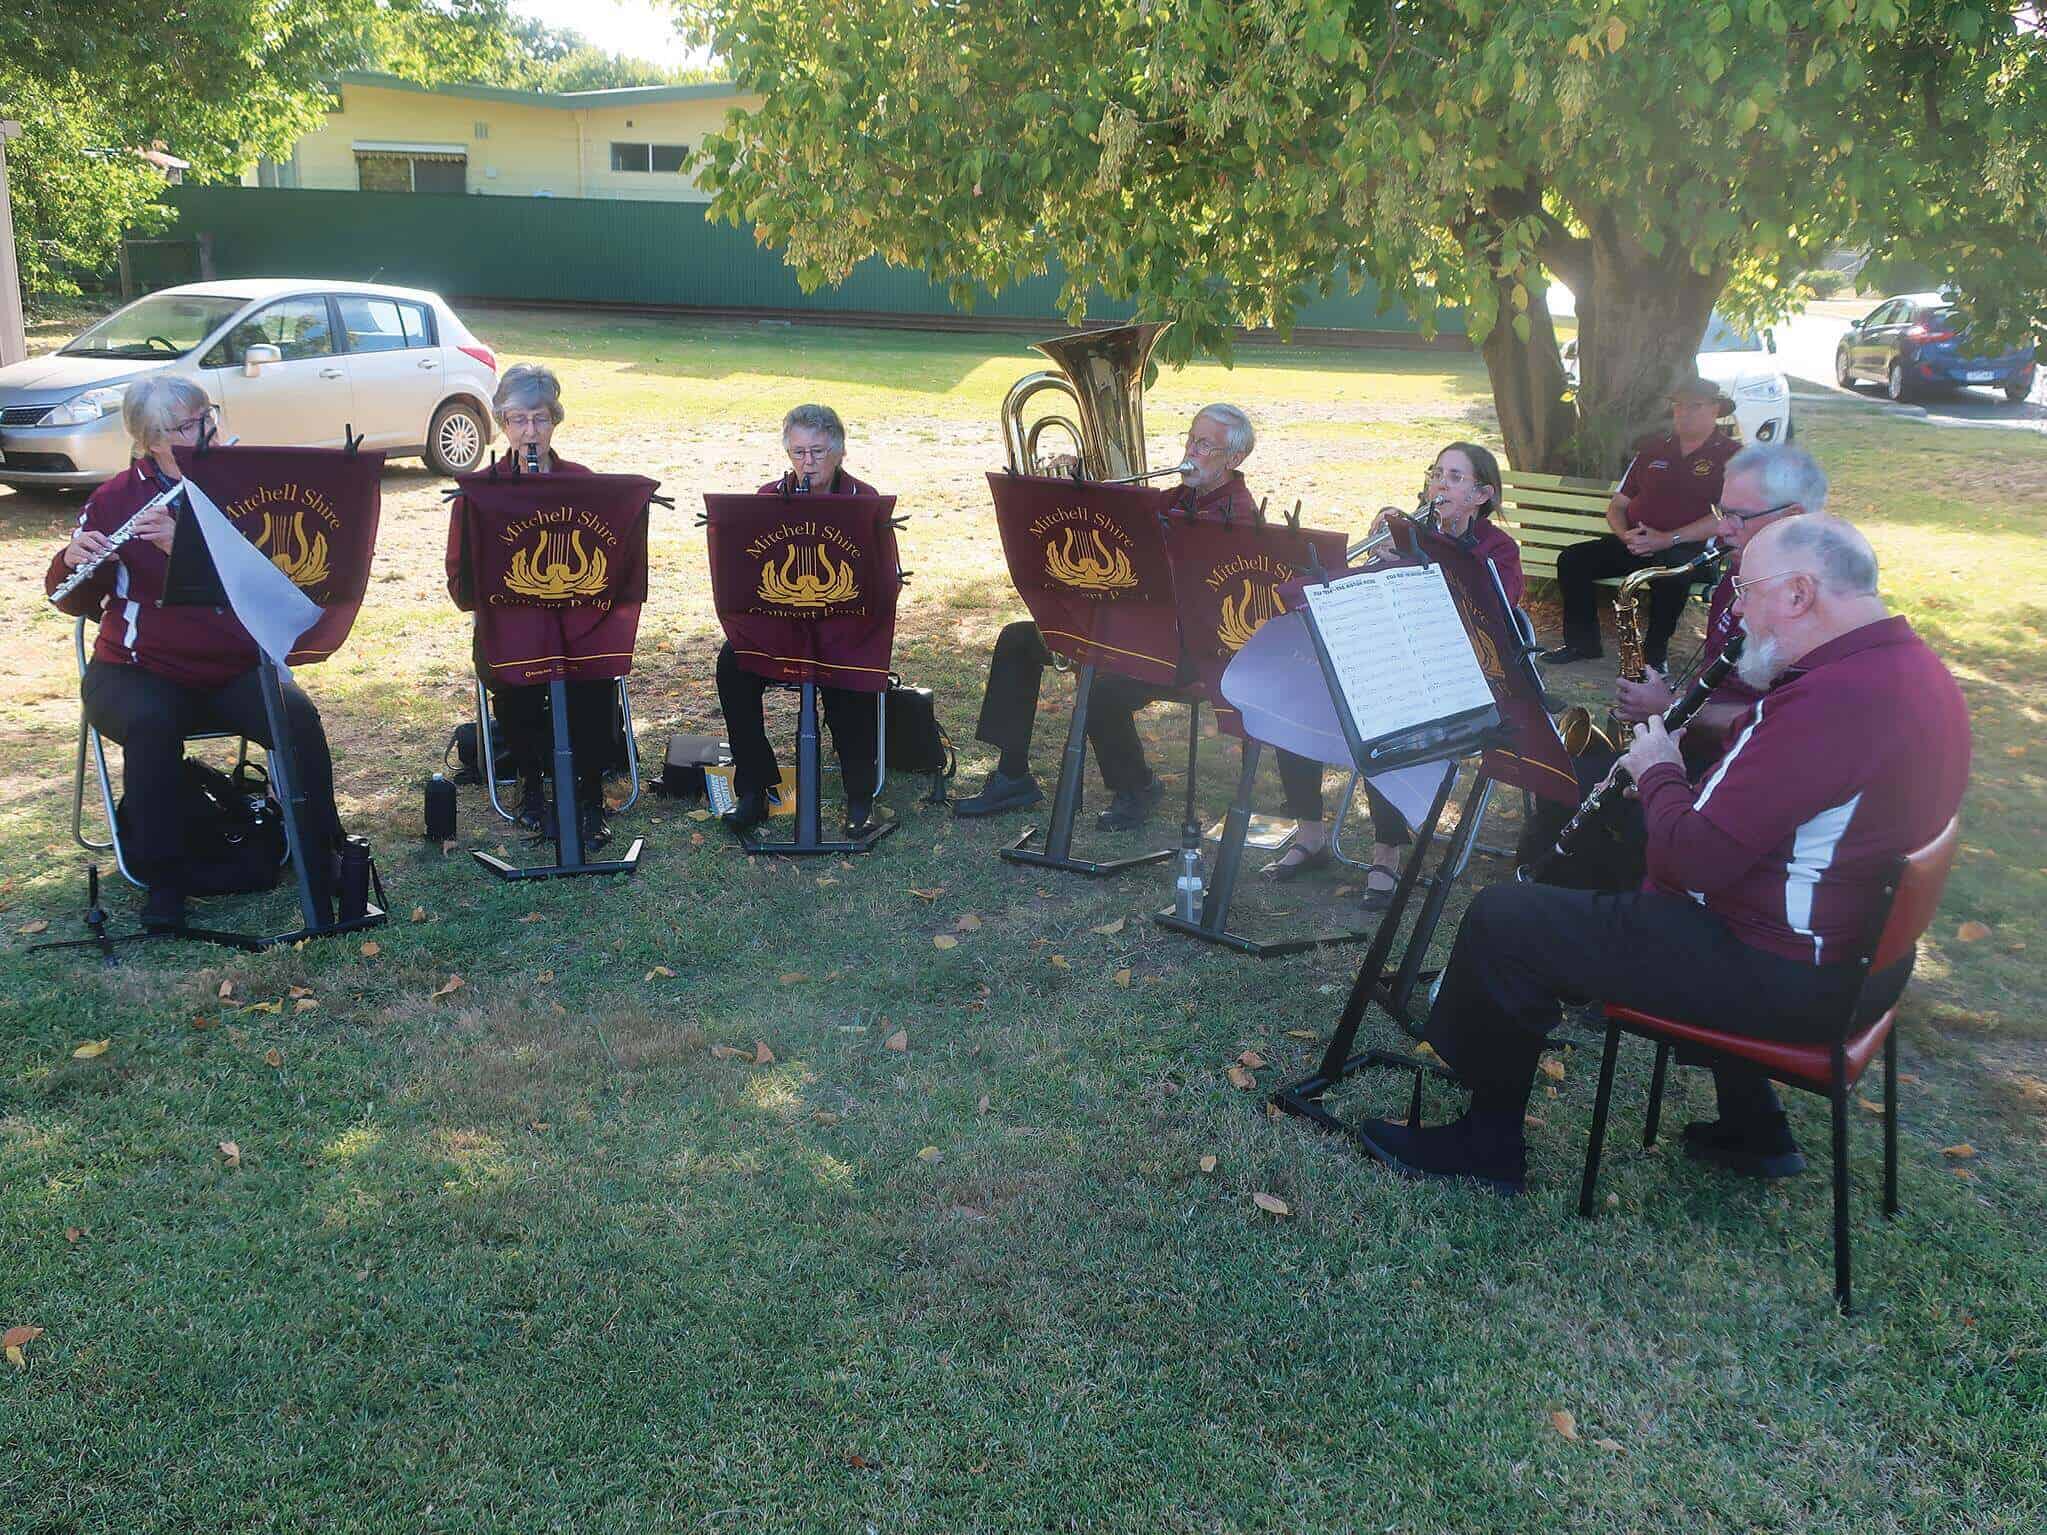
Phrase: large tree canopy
[
  {"left": 687, "top": 1, "right": 2047, "bottom": 473},
  {"left": 1, "top": 1, "right": 517, "bottom": 300}
]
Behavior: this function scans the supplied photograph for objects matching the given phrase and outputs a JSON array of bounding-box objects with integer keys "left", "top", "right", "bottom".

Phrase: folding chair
[
  {"left": 70, "top": 616, "right": 257, "bottom": 889},
  {"left": 1577, "top": 816, "right": 1961, "bottom": 1314},
  {"left": 475, "top": 674, "right": 643, "bottom": 822}
]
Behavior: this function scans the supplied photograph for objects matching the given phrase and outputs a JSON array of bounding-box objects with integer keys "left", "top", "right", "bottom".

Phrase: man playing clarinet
[
  {"left": 716, "top": 404, "right": 884, "bottom": 834},
  {"left": 953, "top": 403, "right": 1260, "bottom": 832},
  {"left": 1362, "top": 511, "right": 1970, "bottom": 1196}
]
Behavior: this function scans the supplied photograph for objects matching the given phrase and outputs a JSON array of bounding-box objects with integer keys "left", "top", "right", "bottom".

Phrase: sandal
[
  {"left": 1262, "top": 841, "right": 1333, "bottom": 882},
  {"left": 1359, "top": 862, "right": 1399, "bottom": 912}
]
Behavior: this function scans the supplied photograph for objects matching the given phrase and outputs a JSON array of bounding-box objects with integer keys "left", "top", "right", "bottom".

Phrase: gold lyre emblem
[
  {"left": 1469, "top": 624, "right": 1505, "bottom": 680},
  {"left": 1043, "top": 528, "right": 1137, "bottom": 591},
  {"left": 757, "top": 542, "right": 858, "bottom": 608},
  {"left": 1216, "top": 577, "right": 1284, "bottom": 653},
  {"left": 504, "top": 529, "right": 609, "bottom": 600},
  {"left": 256, "top": 508, "right": 330, "bottom": 590}
]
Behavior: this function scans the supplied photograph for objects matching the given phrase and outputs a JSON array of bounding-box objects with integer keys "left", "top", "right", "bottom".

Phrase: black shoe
[
  {"left": 1359, "top": 861, "right": 1399, "bottom": 913},
  {"left": 723, "top": 790, "right": 769, "bottom": 831},
  {"left": 579, "top": 807, "right": 612, "bottom": 851},
  {"left": 1681, "top": 1113, "right": 1806, "bottom": 1178},
  {"left": 141, "top": 885, "right": 186, "bottom": 934},
  {"left": 1353, "top": 1110, "right": 1527, "bottom": 1197},
  {"left": 950, "top": 768, "right": 1044, "bottom": 818},
  {"left": 844, "top": 796, "right": 876, "bottom": 837},
  {"left": 1096, "top": 775, "right": 1164, "bottom": 832},
  {"left": 1539, "top": 644, "right": 1602, "bottom": 665},
  {"left": 516, "top": 770, "right": 548, "bottom": 832}
]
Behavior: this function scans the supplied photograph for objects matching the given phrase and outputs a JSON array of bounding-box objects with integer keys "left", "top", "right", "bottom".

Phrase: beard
[{"left": 1736, "top": 625, "right": 1786, "bottom": 691}]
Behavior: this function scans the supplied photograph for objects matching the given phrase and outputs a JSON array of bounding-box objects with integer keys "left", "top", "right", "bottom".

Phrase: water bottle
[{"left": 1175, "top": 846, "right": 1204, "bottom": 922}]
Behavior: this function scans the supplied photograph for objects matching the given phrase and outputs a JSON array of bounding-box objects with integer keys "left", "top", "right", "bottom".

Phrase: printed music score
[{"left": 1301, "top": 565, "right": 1494, "bottom": 750}]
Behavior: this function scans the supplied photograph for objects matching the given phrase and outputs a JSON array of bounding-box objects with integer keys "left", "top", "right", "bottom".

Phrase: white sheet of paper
[
  {"left": 1300, "top": 564, "right": 1494, "bottom": 747},
  {"left": 180, "top": 477, "right": 321, "bottom": 668}
]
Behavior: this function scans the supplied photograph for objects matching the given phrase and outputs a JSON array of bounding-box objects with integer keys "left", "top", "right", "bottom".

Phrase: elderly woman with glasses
[
  {"left": 44, "top": 374, "right": 345, "bottom": 932},
  {"left": 445, "top": 363, "right": 626, "bottom": 848}
]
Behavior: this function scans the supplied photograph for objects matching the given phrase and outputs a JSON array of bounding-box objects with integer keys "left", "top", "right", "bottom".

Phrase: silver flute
[{"left": 48, "top": 480, "right": 188, "bottom": 604}]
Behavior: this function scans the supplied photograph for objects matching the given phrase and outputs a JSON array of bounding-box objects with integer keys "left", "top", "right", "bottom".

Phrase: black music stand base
[
  {"left": 1270, "top": 763, "right": 1498, "bottom": 1153},
  {"left": 735, "top": 681, "right": 894, "bottom": 857},
  {"left": 475, "top": 678, "right": 642, "bottom": 880},
  {"left": 999, "top": 662, "right": 1172, "bottom": 878},
  {"left": 1152, "top": 737, "right": 1377, "bottom": 958}
]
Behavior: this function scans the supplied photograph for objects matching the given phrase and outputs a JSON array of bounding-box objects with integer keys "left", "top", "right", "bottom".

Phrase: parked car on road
[
  {"left": 1562, "top": 311, "right": 1792, "bottom": 445},
  {"left": 1834, "top": 291, "right": 2037, "bottom": 403},
  {"left": 0, "top": 279, "right": 499, "bottom": 489}
]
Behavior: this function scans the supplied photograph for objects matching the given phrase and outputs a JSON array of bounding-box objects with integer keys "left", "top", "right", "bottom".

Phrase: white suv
[
  {"left": 0, "top": 279, "right": 499, "bottom": 488},
  {"left": 1562, "top": 312, "right": 1793, "bottom": 446}
]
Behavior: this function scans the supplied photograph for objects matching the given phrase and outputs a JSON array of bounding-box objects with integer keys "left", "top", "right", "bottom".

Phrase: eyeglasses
[
  {"left": 1715, "top": 500, "right": 1799, "bottom": 524},
  {"left": 168, "top": 409, "right": 217, "bottom": 436},
  {"left": 501, "top": 412, "right": 554, "bottom": 431},
  {"left": 1184, "top": 436, "right": 1227, "bottom": 458},
  {"left": 786, "top": 445, "right": 837, "bottom": 461},
  {"left": 1428, "top": 465, "right": 1477, "bottom": 486},
  {"left": 1729, "top": 569, "right": 1809, "bottom": 600}
]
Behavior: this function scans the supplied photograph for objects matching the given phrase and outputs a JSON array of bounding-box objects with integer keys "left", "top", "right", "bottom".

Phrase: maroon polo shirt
[
  {"left": 756, "top": 467, "right": 879, "bottom": 498},
  {"left": 1636, "top": 616, "right": 1970, "bottom": 964},
  {"left": 1619, "top": 429, "right": 1738, "bottom": 535},
  {"left": 1458, "top": 516, "right": 1525, "bottom": 608},
  {"left": 1165, "top": 470, "right": 1260, "bottom": 524},
  {"left": 47, "top": 462, "right": 263, "bottom": 690}
]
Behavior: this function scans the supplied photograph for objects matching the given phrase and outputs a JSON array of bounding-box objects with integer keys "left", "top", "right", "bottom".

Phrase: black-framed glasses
[
  {"left": 169, "top": 407, "right": 218, "bottom": 436},
  {"left": 1714, "top": 500, "right": 1798, "bottom": 524}
]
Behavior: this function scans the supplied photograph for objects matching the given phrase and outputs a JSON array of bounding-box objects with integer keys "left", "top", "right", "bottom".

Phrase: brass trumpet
[{"left": 1348, "top": 493, "right": 1445, "bottom": 565}]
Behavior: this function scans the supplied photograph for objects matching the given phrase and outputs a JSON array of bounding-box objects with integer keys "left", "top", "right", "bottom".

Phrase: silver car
[{"left": 0, "top": 279, "right": 500, "bottom": 488}]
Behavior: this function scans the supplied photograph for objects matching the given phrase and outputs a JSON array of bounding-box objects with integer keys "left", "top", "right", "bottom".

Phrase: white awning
[{"left": 352, "top": 141, "right": 468, "bottom": 158}]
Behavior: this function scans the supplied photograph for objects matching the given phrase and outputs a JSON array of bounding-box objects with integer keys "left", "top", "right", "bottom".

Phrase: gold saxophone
[{"left": 1557, "top": 541, "right": 1725, "bottom": 756}]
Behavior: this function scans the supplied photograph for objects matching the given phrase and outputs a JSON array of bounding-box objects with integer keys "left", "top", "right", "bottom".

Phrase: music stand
[
  {"left": 703, "top": 488, "right": 902, "bottom": 857},
  {"left": 986, "top": 472, "right": 1181, "bottom": 878}
]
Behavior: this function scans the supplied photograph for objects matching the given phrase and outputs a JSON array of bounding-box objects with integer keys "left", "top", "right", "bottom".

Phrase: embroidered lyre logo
[
  {"left": 1044, "top": 528, "right": 1137, "bottom": 591},
  {"left": 256, "top": 508, "right": 330, "bottom": 590},
  {"left": 757, "top": 542, "right": 858, "bottom": 608},
  {"left": 504, "top": 528, "right": 608, "bottom": 599}
]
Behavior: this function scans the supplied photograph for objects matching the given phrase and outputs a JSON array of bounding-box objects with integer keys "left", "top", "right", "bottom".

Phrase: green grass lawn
[{"left": 1, "top": 309, "right": 2041, "bottom": 1532}]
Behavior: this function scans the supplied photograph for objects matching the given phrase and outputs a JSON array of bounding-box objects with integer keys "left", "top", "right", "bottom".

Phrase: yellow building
[{"left": 247, "top": 71, "right": 759, "bottom": 203}]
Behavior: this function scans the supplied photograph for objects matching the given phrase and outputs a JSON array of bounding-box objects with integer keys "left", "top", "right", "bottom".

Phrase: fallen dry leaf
[
  {"left": 1856, "top": 1095, "right": 1883, "bottom": 1115},
  {"left": 1238, "top": 1050, "right": 1266, "bottom": 1069},
  {"left": 815, "top": 875, "right": 838, "bottom": 888},
  {"left": 71, "top": 1039, "right": 111, "bottom": 1060},
  {"left": 753, "top": 1041, "right": 775, "bottom": 1065},
  {"left": 1524, "top": 1115, "right": 1547, "bottom": 1129},
  {"left": 1954, "top": 1166, "right": 1976, "bottom": 1181},
  {"left": 708, "top": 1044, "right": 748, "bottom": 1061},
  {"left": 1592, "top": 1437, "right": 1623, "bottom": 1453},
  {"left": 884, "top": 1029, "right": 909, "bottom": 1052},
  {"left": 1941, "top": 1143, "right": 1977, "bottom": 1159},
  {"left": 932, "top": 934, "right": 958, "bottom": 950},
  {"left": 190, "top": 1014, "right": 215, "bottom": 1031},
  {"left": 359, "top": 941, "right": 380, "bottom": 958},
  {"left": 976, "top": 1094, "right": 991, "bottom": 1114},
  {"left": 288, "top": 984, "right": 314, "bottom": 999},
  {"left": 440, "top": 837, "right": 460, "bottom": 854},
  {"left": 1048, "top": 953, "right": 1070, "bottom": 970},
  {"left": 1227, "top": 1066, "right": 1256, "bottom": 1090},
  {"left": 686, "top": 807, "right": 712, "bottom": 822},
  {"left": 517, "top": 911, "right": 544, "bottom": 923},
  {"left": 430, "top": 975, "right": 464, "bottom": 1000},
  {"left": 690, "top": 831, "right": 706, "bottom": 847},
  {"left": 1112, "top": 968, "right": 1132, "bottom": 989},
  {"left": 778, "top": 971, "right": 808, "bottom": 985},
  {"left": 908, "top": 886, "right": 945, "bottom": 901},
  {"left": 218, "top": 1140, "right": 242, "bottom": 1168},
  {"left": 3, "top": 1325, "right": 43, "bottom": 1350},
  {"left": 954, "top": 912, "right": 982, "bottom": 932},
  {"left": 1539, "top": 1056, "right": 1567, "bottom": 1082},
  {"left": 410, "top": 905, "right": 429, "bottom": 923},
  {"left": 4, "top": 1346, "right": 22, "bottom": 1370},
  {"left": 263, "top": 1048, "right": 284, "bottom": 1068},
  {"left": 535, "top": 969, "right": 554, "bottom": 984},
  {"left": 1550, "top": 1409, "right": 1579, "bottom": 1441},
  {"left": 916, "top": 1146, "right": 943, "bottom": 1163},
  {"left": 64, "top": 1227, "right": 83, "bottom": 1245},
  {"left": 295, "top": 998, "right": 320, "bottom": 1014},
  {"left": 1955, "top": 920, "right": 1992, "bottom": 943},
  {"left": 218, "top": 979, "right": 235, "bottom": 999},
  {"left": 812, "top": 1110, "right": 841, "bottom": 1126},
  {"left": 1090, "top": 917, "right": 1126, "bottom": 936},
  {"left": 1199, "top": 1154, "right": 1218, "bottom": 1174},
  {"left": 17, "top": 919, "right": 49, "bottom": 935},
  {"left": 645, "top": 965, "right": 676, "bottom": 980},
  {"left": 243, "top": 1000, "right": 282, "bottom": 1016},
  {"left": 1285, "top": 1029, "right": 1319, "bottom": 1041},
  {"left": 1251, "top": 1192, "right": 1291, "bottom": 1216}
]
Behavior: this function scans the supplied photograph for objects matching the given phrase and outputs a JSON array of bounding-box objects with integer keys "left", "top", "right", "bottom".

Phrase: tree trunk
[{"left": 1478, "top": 267, "right": 1577, "bottom": 474}]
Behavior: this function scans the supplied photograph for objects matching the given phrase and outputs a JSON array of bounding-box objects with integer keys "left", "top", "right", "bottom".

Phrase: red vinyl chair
[{"left": 1575, "top": 816, "right": 1961, "bottom": 1314}]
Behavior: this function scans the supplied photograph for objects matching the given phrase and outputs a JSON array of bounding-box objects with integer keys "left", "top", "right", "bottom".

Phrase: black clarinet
[{"left": 1518, "top": 632, "right": 1746, "bottom": 884}]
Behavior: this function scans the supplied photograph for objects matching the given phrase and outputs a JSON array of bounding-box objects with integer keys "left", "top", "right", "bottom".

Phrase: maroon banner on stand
[
  {"left": 455, "top": 470, "right": 657, "bottom": 683},
  {"left": 704, "top": 491, "right": 900, "bottom": 693},
  {"left": 986, "top": 472, "right": 1181, "bottom": 688},
  {"left": 1166, "top": 515, "right": 1347, "bottom": 738},
  {"left": 174, "top": 443, "right": 384, "bottom": 665}
]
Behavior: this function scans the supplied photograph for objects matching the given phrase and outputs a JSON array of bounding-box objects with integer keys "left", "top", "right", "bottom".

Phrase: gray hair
[
  {"left": 493, "top": 364, "right": 564, "bottom": 424},
  {"left": 122, "top": 374, "right": 212, "bottom": 451},
  {"left": 1725, "top": 441, "right": 1828, "bottom": 515},
  {"left": 782, "top": 403, "right": 845, "bottom": 450},
  {"left": 1196, "top": 403, "right": 1255, "bottom": 458},
  {"left": 1768, "top": 513, "right": 1880, "bottom": 597}
]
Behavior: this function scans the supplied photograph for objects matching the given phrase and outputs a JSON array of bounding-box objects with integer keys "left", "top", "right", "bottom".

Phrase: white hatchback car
[
  {"left": 0, "top": 279, "right": 499, "bottom": 488},
  {"left": 1562, "top": 311, "right": 1794, "bottom": 446}
]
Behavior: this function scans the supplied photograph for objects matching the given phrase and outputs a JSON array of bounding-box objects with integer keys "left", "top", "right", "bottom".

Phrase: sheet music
[{"left": 1301, "top": 565, "right": 1494, "bottom": 748}]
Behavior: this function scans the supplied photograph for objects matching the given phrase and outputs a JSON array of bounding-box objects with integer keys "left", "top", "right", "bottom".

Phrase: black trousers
[
  {"left": 1274, "top": 750, "right": 1409, "bottom": 848},
  {"left": 83, "top": 659, "right": 340, "bottom": 892},
  {"left": 1555, "top": 536, "right": 1708, "bottom": 665},
  {"left": 972, "top": 620, "right": 1174, "bottom": 793},
  {"left": 489, "top": 679, "right": 615, "bottom": 796},
  {"left": 716, "top": 642, "right": 878, "bottom": 802},
  {"left": 1424, "top": 881, "right": 1907, "bottom": 1114}
]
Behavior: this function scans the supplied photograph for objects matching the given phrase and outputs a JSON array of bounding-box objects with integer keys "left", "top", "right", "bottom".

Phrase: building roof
[{"left": 332, "top": 70, "right": 747, "bottom": 111}]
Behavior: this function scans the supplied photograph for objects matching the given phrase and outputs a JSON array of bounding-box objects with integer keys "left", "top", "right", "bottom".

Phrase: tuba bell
[{"left": 1001, "top": 321, "right": 1188, "bottom": 483}]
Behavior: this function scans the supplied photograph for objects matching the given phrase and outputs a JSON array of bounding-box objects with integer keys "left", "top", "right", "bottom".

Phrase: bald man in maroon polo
[{"left": 1358, "top": 513, "right": 1971, "bottom": 1195}]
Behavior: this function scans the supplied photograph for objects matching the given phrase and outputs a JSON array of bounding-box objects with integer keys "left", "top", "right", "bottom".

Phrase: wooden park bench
[{"left": 1495, "top": 471, "right": 1621, "bottom": 586}]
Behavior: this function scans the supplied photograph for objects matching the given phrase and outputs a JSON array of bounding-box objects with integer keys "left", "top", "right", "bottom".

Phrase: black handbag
[
  {"left": 445, "top": 719, "right": 513, "bottom": 786},
  {"left": 885, "top": 678, "right": 957, "bottom": 802},
  {"left": 118, "top": 758, "right": 287, "bottom": 896}
]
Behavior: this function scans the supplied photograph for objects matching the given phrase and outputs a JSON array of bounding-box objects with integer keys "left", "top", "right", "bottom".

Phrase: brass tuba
[
  {"left": 1001, "top": 321, "right": 1184, "bottom": 482},
  {"left": 1556, "top": 541, "right": 1727, "bottom": 755}
]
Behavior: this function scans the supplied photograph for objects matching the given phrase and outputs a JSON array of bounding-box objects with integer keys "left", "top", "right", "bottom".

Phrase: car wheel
[
  {"left": 426, "top": 399, "right": 488, "bottom": 475},
  {"left": 1885, "top": 358, "right": 1915, "bottom": 403},
  {"left": 1834, "top": 344, "right": 1856, "bottom": 388},
  {"left": 2004, "top": 375, "right": 2034, "bottom": 404}
]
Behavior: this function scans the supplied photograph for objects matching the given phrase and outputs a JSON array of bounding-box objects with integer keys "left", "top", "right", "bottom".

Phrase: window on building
[
  {"left": 612, "top": 142, "right": 690, "bottom": 173},
  {"left": 255, "top": 153, "right": 300, "bottom": 189},
  {"left": 355, "top": 151, "right": 466, "bottom": 194}
]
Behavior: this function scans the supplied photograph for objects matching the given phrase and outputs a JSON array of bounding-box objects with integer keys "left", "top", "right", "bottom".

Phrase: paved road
[{"left": 1776, "top": 306, "right": 2046, "bottom": 436}]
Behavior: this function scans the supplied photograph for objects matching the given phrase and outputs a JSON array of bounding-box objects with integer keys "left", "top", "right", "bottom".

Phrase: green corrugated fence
[{"left": 163, "top": 186, "right": 1459, "bottom": 336}]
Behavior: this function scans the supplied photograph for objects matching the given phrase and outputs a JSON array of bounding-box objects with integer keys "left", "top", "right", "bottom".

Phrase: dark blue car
[{"left": 1834, "top": 291, "right": 2037, "bottom": 403}]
